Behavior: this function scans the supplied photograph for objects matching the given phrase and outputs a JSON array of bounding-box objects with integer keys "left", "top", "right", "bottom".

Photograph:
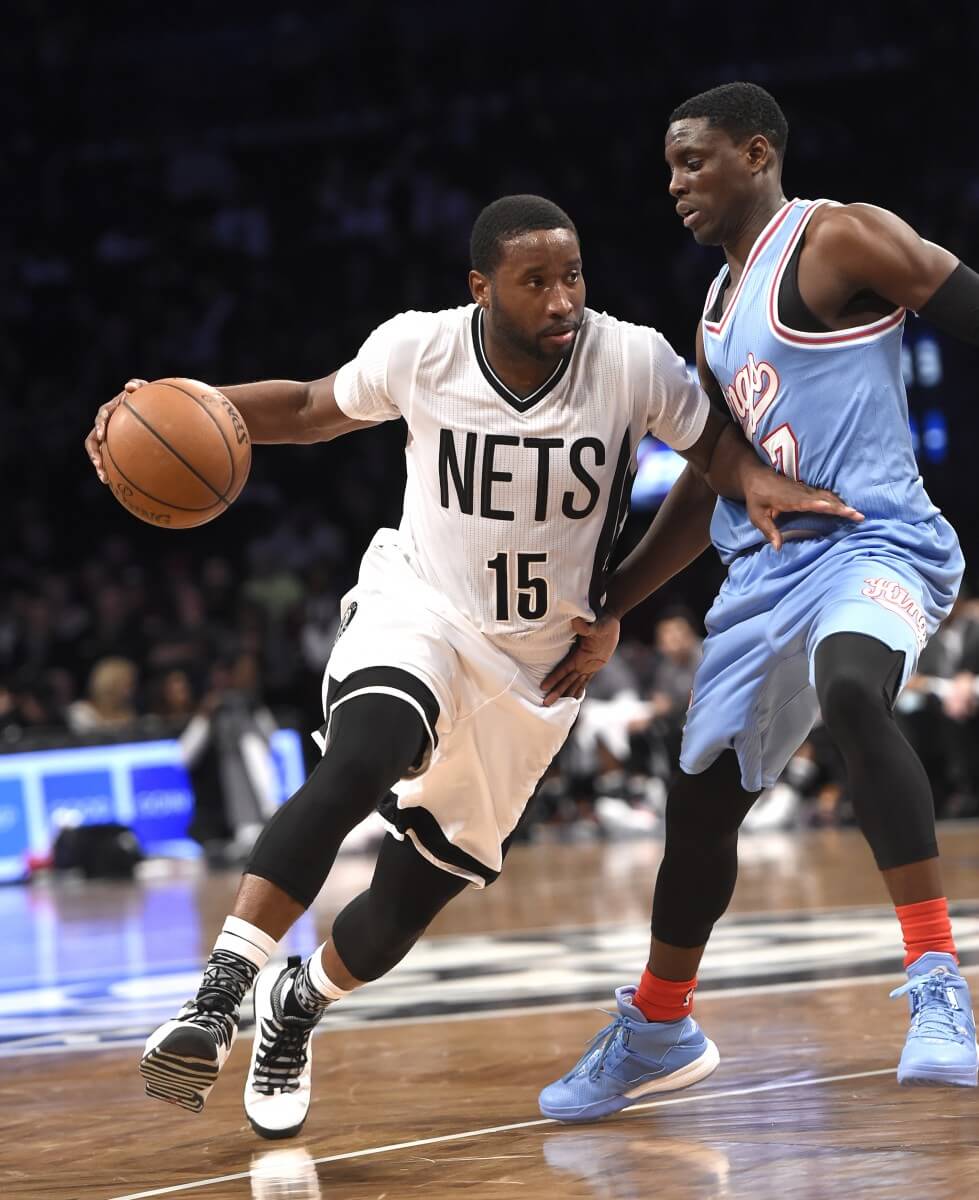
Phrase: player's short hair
[
  {"left": 470, "top": 195, "right": 578, "bottom": 276},
  {"left": 669, "top": 82, "right": 788, "bottom": 156}
]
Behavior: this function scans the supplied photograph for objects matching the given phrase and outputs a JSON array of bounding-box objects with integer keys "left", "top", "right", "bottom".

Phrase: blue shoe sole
[{"left": 539, "top": 1092, "right": 637, "bottom": 1123}]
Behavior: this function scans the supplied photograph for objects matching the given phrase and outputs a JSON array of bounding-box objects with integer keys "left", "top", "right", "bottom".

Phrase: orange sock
[
  {"left": 896, "top": 897, "right": 957, "bottom": 968},
  {"left": 634, "top": 968, "right": 697, "bottom": 1022}
]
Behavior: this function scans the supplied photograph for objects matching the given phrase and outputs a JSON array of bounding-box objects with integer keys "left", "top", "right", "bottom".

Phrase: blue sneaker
[
  {"left": 890, "top": 952, "right": 978, "bottom": 1088},
  {"left": 538, "top": 986, "right": 719, "bottom": 1122}
]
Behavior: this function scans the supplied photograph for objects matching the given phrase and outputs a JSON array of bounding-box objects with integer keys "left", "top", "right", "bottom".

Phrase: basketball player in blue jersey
[{"left": 541, "top": 82, "right": 979, "bottom": 1121}]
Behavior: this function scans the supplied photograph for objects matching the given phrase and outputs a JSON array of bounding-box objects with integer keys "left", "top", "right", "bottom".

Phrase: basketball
[{"left": 102, "top": 377, "right": 251, "bottom": 529}]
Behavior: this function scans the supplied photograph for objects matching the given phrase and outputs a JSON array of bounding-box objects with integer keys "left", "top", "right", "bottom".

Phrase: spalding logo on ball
[{"left": 102, "top": 378, "right": 251, "bottom": 529}]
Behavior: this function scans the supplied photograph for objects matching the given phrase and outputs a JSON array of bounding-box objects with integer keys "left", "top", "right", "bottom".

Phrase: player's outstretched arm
[
  {"left": 85, "top": 372, "right": 377, "bottom": 484},
  {"left": 216, "top": 372, "right": 379, "bottom": 444}
]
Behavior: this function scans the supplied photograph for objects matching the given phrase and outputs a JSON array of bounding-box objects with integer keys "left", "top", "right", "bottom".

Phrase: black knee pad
[
  {"left": 245, "top": 690, "right": 428, "bottom": 908},
  {"left": 332, "top": 835, "right": 468, "bottom": 981},
  {"left": 814, "top": 632, "right": 936, "bottom": 870},
  {"left": 815, "top": 632, "right": 904, "bottom": 738}
]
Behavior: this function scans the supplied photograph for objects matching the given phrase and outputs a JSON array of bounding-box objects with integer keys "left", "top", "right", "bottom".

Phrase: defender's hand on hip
[
  {"left": 745, "top": 473, "right": 864, "bottom": 552},
  {"left": 542, "top": 613, "right": 621, "bottom": 706}
]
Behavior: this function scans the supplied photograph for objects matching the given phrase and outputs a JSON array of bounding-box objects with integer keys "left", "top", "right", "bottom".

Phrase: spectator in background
[
  {"left": 898, "top": 592, "right": 979, "bottom": 817},
  {"left": 558, "top": 611, "right": 705, "bottom": 839},
  {"left": 646, "top": 608, "right": 703, "bottom": 767},
  {"left": 146, "top": 667, "right": 198, "bottom": 729},
  {"left": 65, "top": 656, "right": 139, "bottom": 733},
  {"left": 181, "top": 651, "right": 279, "bottom": 865}
]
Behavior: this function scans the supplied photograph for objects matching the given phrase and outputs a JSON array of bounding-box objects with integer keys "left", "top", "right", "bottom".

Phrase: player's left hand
[
  {"left": 542, "top": 612, "right": 621, "bottom": 706},
  {"left": 744, "top": 471, "right": 864, "bottom": 552}
]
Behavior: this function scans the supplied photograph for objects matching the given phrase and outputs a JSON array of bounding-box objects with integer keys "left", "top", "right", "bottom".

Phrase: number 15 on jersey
[{"left": 487, "top": 552, "right": 549, "bottom": 621}]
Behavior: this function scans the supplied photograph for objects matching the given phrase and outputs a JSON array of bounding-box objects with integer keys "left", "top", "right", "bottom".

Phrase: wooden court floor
[{"left": 2, "top": 824, "right": 979, "bottom": 1199}]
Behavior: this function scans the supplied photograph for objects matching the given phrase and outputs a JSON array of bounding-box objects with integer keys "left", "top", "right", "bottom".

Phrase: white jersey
[{"left": 334, "top": 303, "right": 708, "bottom": 667}]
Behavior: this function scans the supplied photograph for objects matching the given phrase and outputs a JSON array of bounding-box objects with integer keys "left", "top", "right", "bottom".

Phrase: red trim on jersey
[
  {"left": 702, "top": 201, "right": 797, "bottom": 337},
  {"left": 767, "top": 200, "right": 906, "bottom": 346}
]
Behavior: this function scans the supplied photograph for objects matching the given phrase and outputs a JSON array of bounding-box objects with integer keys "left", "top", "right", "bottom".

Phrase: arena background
[
  {"left": 4, "top": 4, "right": 979, "bottom": 846},
  {"left": 5, "top": 6, "right": 979, "bottom": 1199}
]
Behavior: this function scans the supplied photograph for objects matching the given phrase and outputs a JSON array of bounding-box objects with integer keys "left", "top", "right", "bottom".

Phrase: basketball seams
[
  {"left": 161, "top": 379, "right": 241, "bottom": 494},
  {"left": 120, "top": 394, "right": 231, "bottom": 504},
  {"left": 103, "top": 437, "right": 225, "bottom": 514}
]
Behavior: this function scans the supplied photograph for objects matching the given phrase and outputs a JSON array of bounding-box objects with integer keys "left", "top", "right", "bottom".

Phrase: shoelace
[
  {"left": 890, "top": 971, "right": 967, "bottom": 1041},
  {"left": 198, "top": 949, "right": 258, "bottom": 1009},
  {"left": 183, "top": 949, "right": 257, "bottom": 1051},
  {"left": 252, "top": 1012, "right": 317, "bottom": 1095},
  {"left": 566, "top": 1012, "right": 625, "bottom": 1081},
  {"left": 251, "top": 970, "right": 322, "bottom": 1096}
]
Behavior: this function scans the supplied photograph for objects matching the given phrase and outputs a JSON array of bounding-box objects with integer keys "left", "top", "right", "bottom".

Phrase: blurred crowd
[
  {"left": 4, "top": 5, "right": 979, "bottom": 854},
  {"left": 4, "top": 526, "right": 979, "bottom": 852}
]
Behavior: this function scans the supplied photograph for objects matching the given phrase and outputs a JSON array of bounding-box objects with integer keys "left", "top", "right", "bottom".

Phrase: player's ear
[
  {"left": 746, "top": 134, "right": 773, "bottom": 174},
  {"left": 469, "top": 269, "right": 491, "bottom": 307}
]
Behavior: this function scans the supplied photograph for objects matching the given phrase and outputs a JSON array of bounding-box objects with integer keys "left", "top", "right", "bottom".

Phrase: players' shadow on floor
[{"left": 542, "top": 1129, "right": 731, "bottom": 1199}]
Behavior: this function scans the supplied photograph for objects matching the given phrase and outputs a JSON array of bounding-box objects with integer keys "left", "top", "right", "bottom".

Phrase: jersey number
[
  {"left": 487, "top": 552, "right": 549, "bottom": 621},
  {"left": 760, "top": 422, "right": 799, "bottom": 480}
]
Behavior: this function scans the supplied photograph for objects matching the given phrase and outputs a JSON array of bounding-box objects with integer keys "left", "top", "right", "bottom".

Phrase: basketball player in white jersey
[{"left": 86, "top": 194, "right": 859, "bottom": 1138}]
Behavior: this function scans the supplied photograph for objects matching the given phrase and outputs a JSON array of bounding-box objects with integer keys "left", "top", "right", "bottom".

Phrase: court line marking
[
  {"left": 104, "top": 1067, "right": 895, "bottom": 1200},
  {"left": 7, "top": 964, "right": 979, "bottom": 1060}
]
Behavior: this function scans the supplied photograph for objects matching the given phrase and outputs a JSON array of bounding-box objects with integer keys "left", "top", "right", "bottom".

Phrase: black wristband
[{"left": 918, "top": 261, "right": 979, "bottom": 347}]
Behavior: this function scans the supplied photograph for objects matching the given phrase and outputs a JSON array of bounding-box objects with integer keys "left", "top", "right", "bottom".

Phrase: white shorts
[{"left": 318, "top": 531, "right": 579, "bottom": 887}]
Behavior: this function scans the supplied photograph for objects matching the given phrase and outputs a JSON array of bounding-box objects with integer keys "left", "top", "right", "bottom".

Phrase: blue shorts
[{"left": 680, "top": 516, "right": 964, "bottom": 792}]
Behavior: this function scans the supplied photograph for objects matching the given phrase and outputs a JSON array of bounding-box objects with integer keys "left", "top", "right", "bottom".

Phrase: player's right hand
[
  {"left": 85, "top": 378, "right": 147, "bottom": 484},
  {"left": 743, "top": 469, "right": 864, "bottom": 552},
  {"left": 542, "top": 612, "right": 621, "bottom": 706}
]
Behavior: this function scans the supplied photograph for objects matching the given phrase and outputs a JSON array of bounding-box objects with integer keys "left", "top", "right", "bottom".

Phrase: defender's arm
[
  {"left": 603, "top": 323, "right": 725, "bottom": 617},
  {"left": 805, "top": 203, "right": 979, "bottom": 344}
]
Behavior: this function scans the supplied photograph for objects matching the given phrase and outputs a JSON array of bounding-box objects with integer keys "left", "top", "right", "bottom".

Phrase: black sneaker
[{"left": 139, "top": 949, "right": 254, "bottom": 1112}]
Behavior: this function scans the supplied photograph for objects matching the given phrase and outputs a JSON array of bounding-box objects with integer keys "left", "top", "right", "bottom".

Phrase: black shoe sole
[
  {"left": 139, "top": 1027, "right": 220, "bottom": 1113},
  {"left": 247, "top": 1114, "right": 308, "bottom": 1140}
]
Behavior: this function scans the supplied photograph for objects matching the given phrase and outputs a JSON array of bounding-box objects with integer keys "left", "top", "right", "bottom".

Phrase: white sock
[
  {"left": 213, "top": 915, "right": 277, "bottom": 972},
  {"left": 291, "top": 941, "right": 355, "bottom": 1013},
  {"left": 307, "top": 942, "right": 353, "bottom": 1000}
]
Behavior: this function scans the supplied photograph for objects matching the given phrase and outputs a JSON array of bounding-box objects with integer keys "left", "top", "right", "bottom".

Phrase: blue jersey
[{"left": 702, "top": 198, "right": 939, "bottom": 564}]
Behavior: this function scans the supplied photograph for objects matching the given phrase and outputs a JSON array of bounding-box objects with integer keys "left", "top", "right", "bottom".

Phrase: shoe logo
[{"left": 334, "top": 601, "right": 358, "bottom": 644}]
